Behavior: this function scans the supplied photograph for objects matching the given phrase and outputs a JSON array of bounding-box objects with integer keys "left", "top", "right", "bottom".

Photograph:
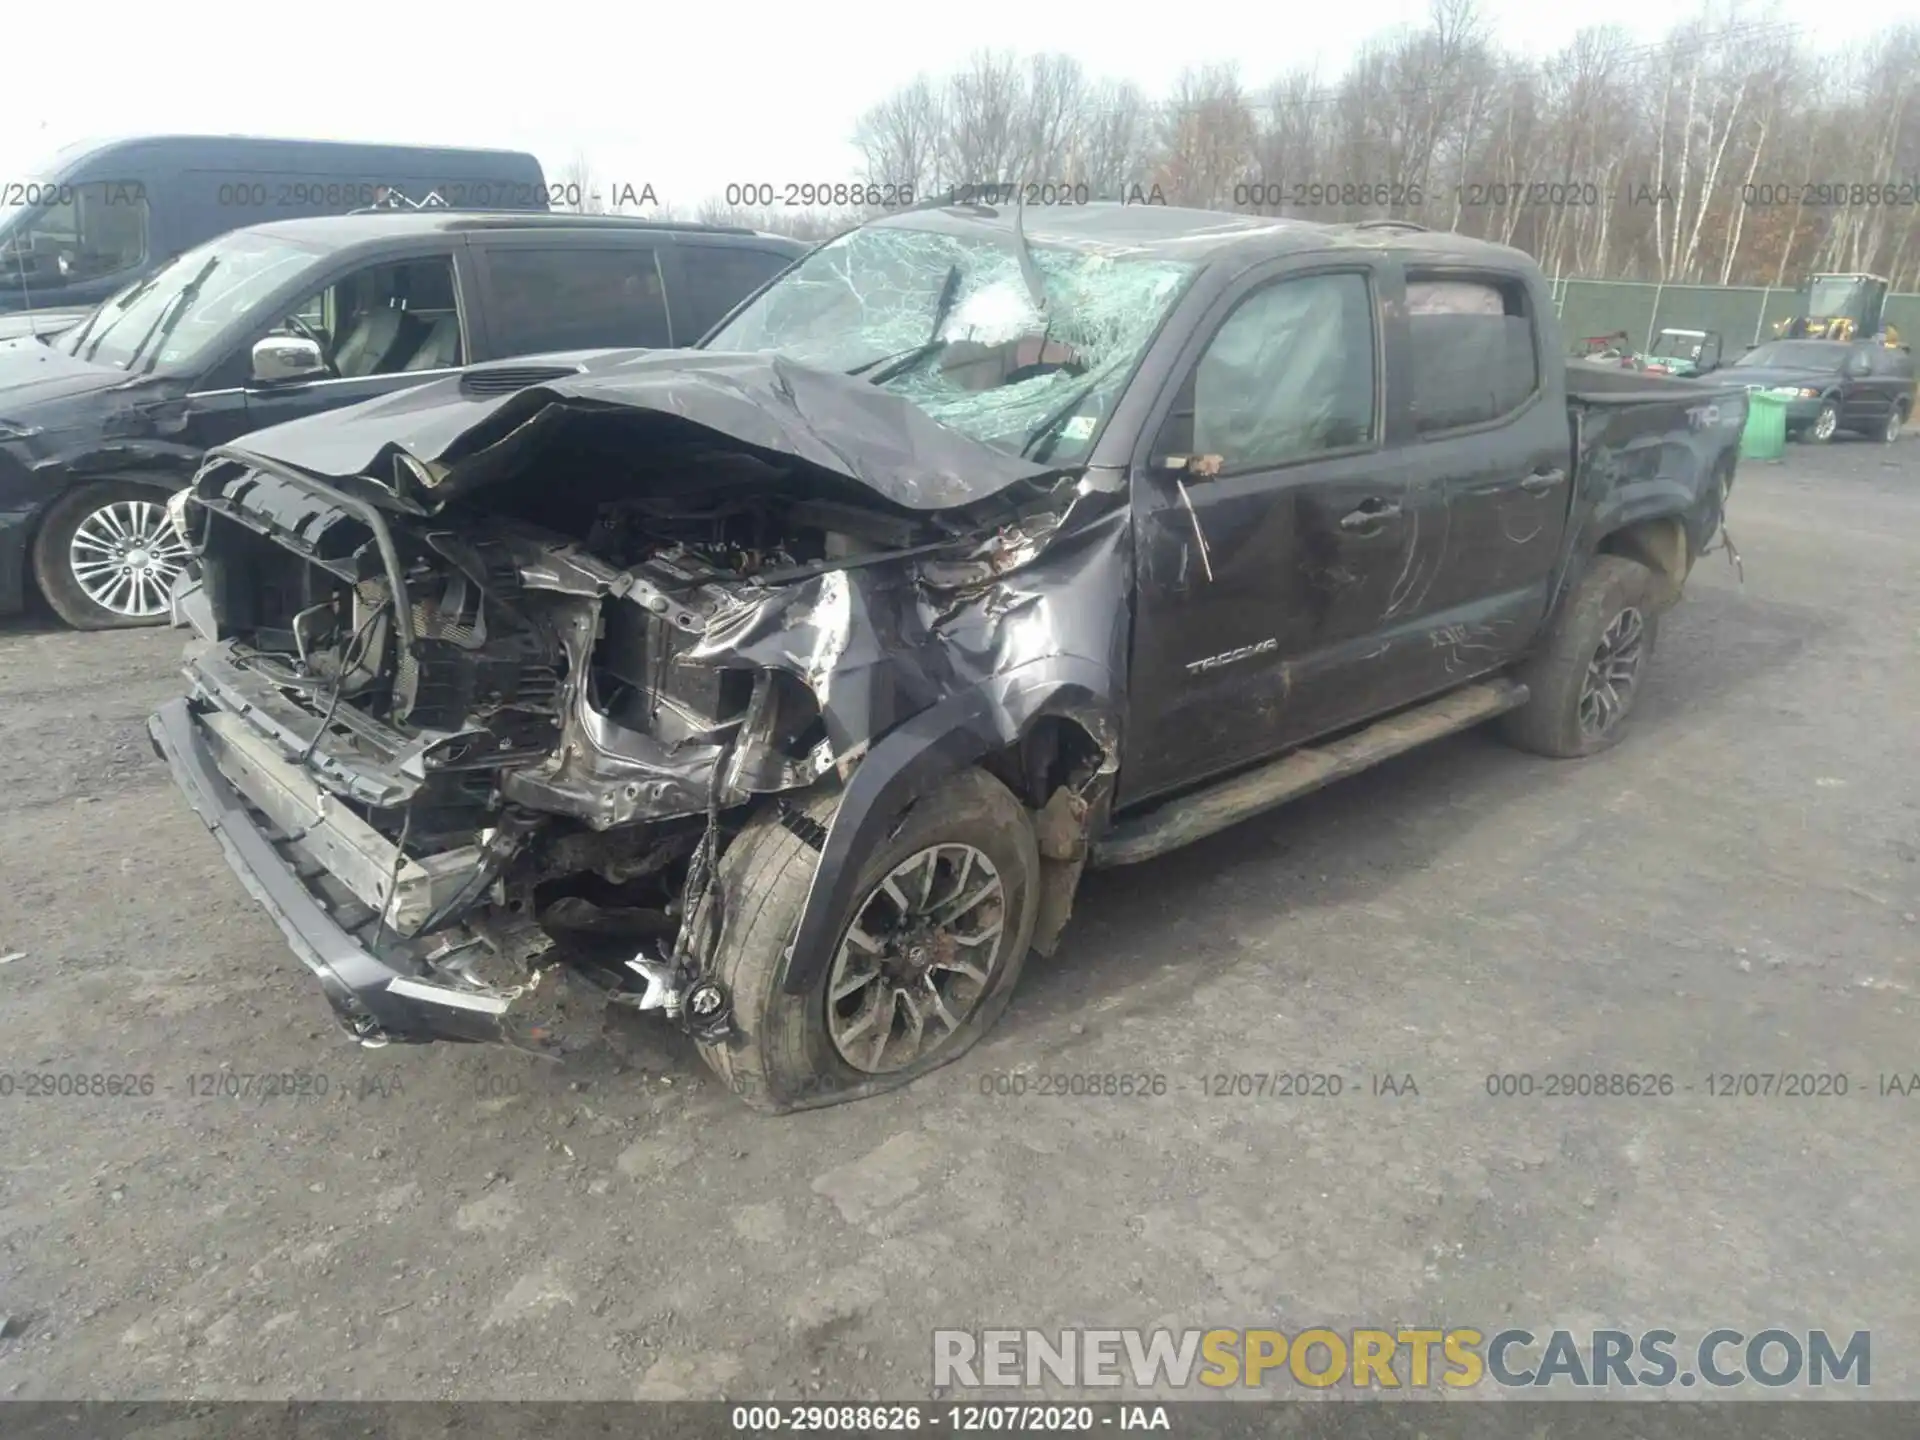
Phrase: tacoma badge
[{"left": 1185, "top": 637, "right": 1278, "bottom": 674}]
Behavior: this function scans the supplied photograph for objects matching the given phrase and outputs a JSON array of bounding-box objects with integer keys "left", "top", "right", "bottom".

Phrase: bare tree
[
  {"left": 853, "top": 76, "right": 946, "bottom": 194},
  {"left": 1018, "top": 54, "right": 1091, "bottom": 180},
  {"left": 1078, "top": 80, "right": 1156, "bottom": 197},
  {"left": 832, "top": 17, "right": 1920, "bottom": 286},
  {"left": 941, "top": 50, "right": 1028, "bottom": 186},
  {"left": 1247, "top": 70, "right": 1328, "bottom": 216},
  {"left": 1153, "top": 65, "right": 1256, "bottom": 207},
  {"left": 559, "top": 151, "right": 608, "bottom": 214}
]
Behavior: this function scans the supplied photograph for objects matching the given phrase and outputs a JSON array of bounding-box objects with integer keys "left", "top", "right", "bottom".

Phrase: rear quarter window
[
  {"left": 1405, "top": 277, "right": 1540, "bottom": 433},
  {"left": 673, "top": 245, "right": 796, "bottom": 342}
]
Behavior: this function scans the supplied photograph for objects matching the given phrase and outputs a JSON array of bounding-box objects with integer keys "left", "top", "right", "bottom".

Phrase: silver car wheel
[{"left": 67, "top": 499, "right": 191, "bottom": 618}]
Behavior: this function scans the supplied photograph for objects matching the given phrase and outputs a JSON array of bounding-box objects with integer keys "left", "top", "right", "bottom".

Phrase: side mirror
[
  {"left": 251, "top": 335, "right": 326, "bottom": 385},
  {"left": 1153, "top": 453, "right": 1224, "bottom": 480}
]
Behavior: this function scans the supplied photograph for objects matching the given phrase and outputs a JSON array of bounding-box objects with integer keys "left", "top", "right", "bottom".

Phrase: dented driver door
[{"left": 1119, "top": 261, "right": 1424, "bottom": 808}]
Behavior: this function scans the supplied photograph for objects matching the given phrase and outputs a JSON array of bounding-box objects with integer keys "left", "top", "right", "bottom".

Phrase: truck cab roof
[{"left": 879, "top": 201, "right": 1539, "bottom": 273}]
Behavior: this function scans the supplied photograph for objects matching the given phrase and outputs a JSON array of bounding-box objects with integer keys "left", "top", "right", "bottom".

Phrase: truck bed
[
  {"left": 1562, "top": 359, "right": 1746, "bottom": 561},
  {"left": 1564, "top": 357, "right": 1746, "bottom": 405}
]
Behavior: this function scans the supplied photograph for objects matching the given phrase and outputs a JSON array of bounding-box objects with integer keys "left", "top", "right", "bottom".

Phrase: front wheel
[
  {"left": 1499, "top": 555, "right": 1660, "bottom": 759},
  {"left": 1886, "top": 402, "right": 1909, "bottom": 444},
  {"left": 31, "top": 481, "right": 191, "bottom": 630},
  {"left": 1805, "top": 401, "right": 1840, "bottom": 444},
  {"left": 696, "top": 768, "right": 1041, "bottom": 1113}
]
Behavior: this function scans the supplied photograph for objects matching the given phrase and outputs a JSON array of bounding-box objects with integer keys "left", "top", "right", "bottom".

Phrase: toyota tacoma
[{"left": 149, "top": 203, "right": 1747, "bottom": 1111}]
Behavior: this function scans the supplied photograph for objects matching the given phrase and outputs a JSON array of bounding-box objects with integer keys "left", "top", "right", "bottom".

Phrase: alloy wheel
[
  {"left": 67, "top": 499, "right": 191, "bottom": 619},
  {"left": 825, "top": 843, "right": 1007, "bottom": 1074},
  {"left": 1812, "top": 404, "right": 1839, "bottom": 442},
  {"left": 1578, "top": 607, "right": 1646, "bottom": 740}
]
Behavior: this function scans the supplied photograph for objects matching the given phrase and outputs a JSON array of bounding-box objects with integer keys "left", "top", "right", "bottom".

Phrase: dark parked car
[
  {"left": 0, "top": 134, "right": 550, "bottom": 340},
  {"left": 0, "top": 210, "right": 804, "bottom": 628},
  {"left": 148, "top": 204, "right": 1746, "bottom": 1112},
  {"left": 1729, "top": 338, "right": 1915, "bottom": 443}
]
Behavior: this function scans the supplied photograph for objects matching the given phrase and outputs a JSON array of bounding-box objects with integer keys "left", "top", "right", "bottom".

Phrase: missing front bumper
[{"left": 147, "top": 698, "right": 531, "bottom": 1045}]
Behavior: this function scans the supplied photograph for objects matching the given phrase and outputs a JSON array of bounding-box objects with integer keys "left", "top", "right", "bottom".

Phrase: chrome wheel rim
[
  {"left": 825, "top": 843, "right": 1007, "bottom": 1074},
  {"left": 1813, "top": 405, "right": 1838, "bottom": 441},
  {"left": 68, "top": 499, "right": 190, "bottom": 618},
  {"left": 1888, "top": 409, "right": 1906, "bottom": 443},
  {"left": 1578, "top": 607, "right": 1646, "bottom": 739}
]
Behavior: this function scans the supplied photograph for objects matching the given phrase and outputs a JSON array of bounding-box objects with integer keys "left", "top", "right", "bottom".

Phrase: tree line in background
[{"left": 566, "top": 0, "right": 1920, "bottom": 290}]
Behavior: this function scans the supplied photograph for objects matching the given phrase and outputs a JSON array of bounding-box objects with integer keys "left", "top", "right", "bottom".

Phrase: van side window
[
  {"left": 271, "top": 255, "right": 463, "bottom": 377},
  {"left": 1173, "top": 271, "right": 1377, "bottom": 471},
  {"left": 1405, "top": 277, "right": 1539, "bottom": 433},
  {"left": 482, "top": 247, "right": 673, "bottom": 354},
  {"left": 0, "top": 181, "right": 150, "bottom": 288},
  {"left": 673, "top": 246, "right": 794, "bottom": 341}
]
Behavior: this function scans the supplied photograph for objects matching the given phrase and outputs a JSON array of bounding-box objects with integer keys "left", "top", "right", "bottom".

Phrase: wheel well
[
  {"left": 1597, "top": 516, "right": 1689, "bottom": 609},
  {"left": 980, "top": 714, "right": 1113, "bottom": 813},
  {"left": 977, "top": 711, "right": 1116, "bottom": 959}
]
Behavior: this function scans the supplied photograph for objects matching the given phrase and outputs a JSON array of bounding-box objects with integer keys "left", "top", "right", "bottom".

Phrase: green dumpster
[{"left": 1740, "top": 390, "right": 1787, "bottom": 461}]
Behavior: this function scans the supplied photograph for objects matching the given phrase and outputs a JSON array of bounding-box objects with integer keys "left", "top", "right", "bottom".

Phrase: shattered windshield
[{"left": 704, "top": 223, "right": 1198, "bottom": 462}]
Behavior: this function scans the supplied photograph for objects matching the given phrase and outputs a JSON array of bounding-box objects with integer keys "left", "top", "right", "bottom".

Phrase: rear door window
[
  {"left": 479, "top": 245, "right": 672, "bottom": 355},
  {"left": 671, "top": 244, "right": 795, "bottom": 342},
  {"left": 1404, "top": 277, "right": 1540, "bottom": 433}
]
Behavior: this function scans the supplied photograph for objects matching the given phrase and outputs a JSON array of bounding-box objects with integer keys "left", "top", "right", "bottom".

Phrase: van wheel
[
  {"left": 1886, "top": 402, "right": 1909, "bottom": 444},
  {"left": 1500, "top": 556, "right": 1659, "bottom": 759},
  {"left": 1806, "top": 401, "right": 1840, "bottom": 443},
  {"left": 32, "top": 482, "right": 191, "bottom": 630},
  {"left": 695, "top": 769, "right": 1041, "bottom": 1113}
]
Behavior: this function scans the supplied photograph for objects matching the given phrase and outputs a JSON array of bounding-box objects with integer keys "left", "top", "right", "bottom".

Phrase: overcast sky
[{"left": 3, "top": 0, "right": 1907, "bottom": 211}]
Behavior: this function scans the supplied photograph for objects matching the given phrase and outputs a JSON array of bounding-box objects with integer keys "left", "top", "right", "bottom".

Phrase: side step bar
[{"left": 1089, "top": 679, "right": 1529, "bottom": 868}]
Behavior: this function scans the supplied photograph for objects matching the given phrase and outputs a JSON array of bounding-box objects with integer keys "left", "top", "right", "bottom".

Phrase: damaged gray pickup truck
[{"left": 148, "top": 203, "right": 1747, "bottom": 1112}]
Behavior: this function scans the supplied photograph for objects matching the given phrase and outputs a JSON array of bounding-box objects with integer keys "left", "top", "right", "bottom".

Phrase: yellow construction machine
[{"left": 1774, "top": 273, "right": 1902, "bottom": 345}]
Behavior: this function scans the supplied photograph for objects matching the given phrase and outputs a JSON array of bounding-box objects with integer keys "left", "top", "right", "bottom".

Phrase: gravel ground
[{"left": 0, "top": 437, "right": 1915, "bottom": 1402}]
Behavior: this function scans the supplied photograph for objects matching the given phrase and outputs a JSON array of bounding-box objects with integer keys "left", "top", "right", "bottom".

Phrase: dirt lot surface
[{"left": 0, "top": 438, "right": 1916, "bottom": 1402}]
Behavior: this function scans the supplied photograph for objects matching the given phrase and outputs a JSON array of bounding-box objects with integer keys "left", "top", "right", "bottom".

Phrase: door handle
[
  {"left": 1520, "top": 468, "right": 1566, "bottom": 493},
  {"left": 1338, "top": 499, "right": 1402, "bottom": 531}
]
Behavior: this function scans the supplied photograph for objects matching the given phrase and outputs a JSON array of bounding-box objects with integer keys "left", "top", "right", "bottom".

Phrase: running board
[{"left": 1089, "top": 679, "right": 1530, "bottom": 868}]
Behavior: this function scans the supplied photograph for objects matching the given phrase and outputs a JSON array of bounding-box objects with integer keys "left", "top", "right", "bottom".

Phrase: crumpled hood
[
  {"left": 219, "top": 348, "right": 1067, "bottom": 514},
  {"left": 0, "top": 335, "right": 135, "bottom": 421}
]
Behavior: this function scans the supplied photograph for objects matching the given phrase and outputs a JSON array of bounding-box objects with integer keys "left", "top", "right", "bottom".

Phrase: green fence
[{"left": 1550, "top": 278, "right": 1920, "bottom": 351}]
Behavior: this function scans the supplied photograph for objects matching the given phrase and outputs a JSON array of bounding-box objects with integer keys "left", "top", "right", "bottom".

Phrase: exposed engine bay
[{"left": 162, "top": 372, "right": 1117, "bottom": 1049}]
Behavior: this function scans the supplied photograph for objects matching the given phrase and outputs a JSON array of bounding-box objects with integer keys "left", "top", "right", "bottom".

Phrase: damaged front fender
[
  {"left": 776, "top": 651, "right": 1123, "bottom": 998},
  {"left": 764, "top": 503, "right": 1133, "bottom": 996}
]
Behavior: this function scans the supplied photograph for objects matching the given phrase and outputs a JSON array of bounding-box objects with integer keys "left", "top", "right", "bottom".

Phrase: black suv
[{"left": 0, "top": 211, "right": 805, "bottom": 628}]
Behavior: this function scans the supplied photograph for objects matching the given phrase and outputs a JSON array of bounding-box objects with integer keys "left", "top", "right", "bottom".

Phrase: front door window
[{"left": 269, "top": 255, "right": 464, "bottom": 378}]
